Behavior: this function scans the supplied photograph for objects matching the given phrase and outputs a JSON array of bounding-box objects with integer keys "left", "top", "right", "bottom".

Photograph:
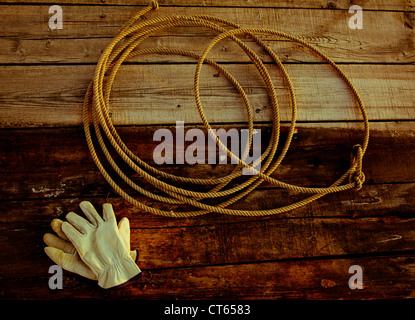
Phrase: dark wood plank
[
  {"left": 2, "top": 211, "right": 415, "bottom": 278},
  {"left": 2, "top": 182, "right": 414, "bottom": 228},
  {"left": 1, "top": 254, "right": 414, "bottom": 299},
  {"left": 1, "top": 124, "right": 414, "bottom": 198}
]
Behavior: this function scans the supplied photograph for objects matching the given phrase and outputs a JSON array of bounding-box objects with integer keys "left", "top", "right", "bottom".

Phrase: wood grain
[
  {"left": 1, "top": 123, "right": 414, "bottom": 294},
  {"left": 1, "top": 217, "right": 415, "bottom": 299},
  {"left": 1, "top": 123, "right": 414, "bottom": 200},
  {"left": 2, "top": 255, "right": 415, "bottom": 300},
  {"left": 0, "top": 5, "right": 413, "bottom": 64},
  {"left": 2, "top": 212, "right": 415, "bottom": 274},
  {"left": 2, "top": 181, "right": 415, "bottom": 227},
  {"left": 0, "top": 64, "right": 414, "bottom": 127},
  {"left": 0, "top": 0, "right": 413, "bottom": 11}
]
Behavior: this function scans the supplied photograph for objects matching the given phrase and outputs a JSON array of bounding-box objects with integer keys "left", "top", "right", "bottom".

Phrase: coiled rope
[{"left": 83, "top": 1, "right": 370, "bottom": 218}]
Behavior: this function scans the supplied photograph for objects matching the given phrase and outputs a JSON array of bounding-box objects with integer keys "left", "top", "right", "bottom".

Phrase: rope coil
[{"left": 83, "top": 1, "right": 370, "bottom": 218}]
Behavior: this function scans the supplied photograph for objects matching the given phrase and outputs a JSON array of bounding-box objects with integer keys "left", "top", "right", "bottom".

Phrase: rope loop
[{"left": 82, "top": 0, "right": 370, "bottom": 217}]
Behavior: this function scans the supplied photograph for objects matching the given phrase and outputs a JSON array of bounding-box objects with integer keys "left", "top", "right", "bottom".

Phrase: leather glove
[
  {"left": 44, "top": 217, "right": 138, "bottom": 281},
  {"left": 44, "top": 201, "right": 140, "bottom": 289}
]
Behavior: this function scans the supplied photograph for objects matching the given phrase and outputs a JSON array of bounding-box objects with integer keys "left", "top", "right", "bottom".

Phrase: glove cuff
[{"left": 98, "top": 256, "right": 141, "bottom": 289}]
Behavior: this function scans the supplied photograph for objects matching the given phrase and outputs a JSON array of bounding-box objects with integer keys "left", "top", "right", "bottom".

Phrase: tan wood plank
[
  {"left": 0, "top": 6, "right": 413, "bottom": 64},
  {"left": 0, "top": 64, "right": 413, "bottom": 127},
  {"left": 0, "top": 0, "right": 413, "bottom": 11}
]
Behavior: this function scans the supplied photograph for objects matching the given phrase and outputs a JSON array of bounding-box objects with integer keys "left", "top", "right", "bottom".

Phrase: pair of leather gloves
[{"left": 43, "top": 201, "right": 141, "bottom": 289}]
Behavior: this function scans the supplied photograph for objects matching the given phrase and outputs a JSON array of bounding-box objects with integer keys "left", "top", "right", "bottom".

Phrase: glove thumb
[{"left": 118, "top": 217, "right": 138, "bottom": 262}]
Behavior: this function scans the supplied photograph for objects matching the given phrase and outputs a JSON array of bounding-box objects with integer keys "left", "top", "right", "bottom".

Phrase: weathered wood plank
[
  {"left": 1, "top": 215, "right": 415, "bottom": 277},
  {"left": 1, "top": 255, "right": 415, "bottom": 300},
  {"left": 0, "top": 6, "right": 413, "bottom": 64},
  {"left": 0, "top": 64, "right": 413, "bottom": 127},
  {"left": 72, "top": 217, "right": 415, "bottom": 269},
  {"left": 0, "top": 0, "right": 413, "bottom": 11},
  {"left": 0, "top": 122, "right": 414, "bottom": 216},
  {"left": 1, "top": 182, "right": 414, "bottom": 228},
  {"left": 1, "top": 123, "right": 413, "bottom": 189}
]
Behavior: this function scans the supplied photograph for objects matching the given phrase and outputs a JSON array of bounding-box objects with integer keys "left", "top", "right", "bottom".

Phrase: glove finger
[
  {"left": 61, "top": 221, "right": 84, "bottom": 248},
  {"left": 117, "top": 217, "right": 130, "bottom": 250},
  {"left": 118, "top": 218, "right": 139, "bottom": 262},
  {"left": 66, "top": 212, "right": 92, "bottom": 234},
  {"left": 44, "top": 247, "right": 97, "bottom": 280},
  {"left": 79, "top": 201, "right": 103, "bottom": 226},
  {"left": 130, "top": 250, "right": 138, "bottom": 262},
  {"left": 102, "top": 203, "right": 116, "bottom": 224},
  {"left": 43, "top": 233, "right": 76, "bottom": 254},
  {"left": 51, "top": 218, "right": 69, "bottom": 241}
]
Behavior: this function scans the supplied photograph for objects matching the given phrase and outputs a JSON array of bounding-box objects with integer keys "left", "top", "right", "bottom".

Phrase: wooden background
[{"left": 0, "top": 0, "right": 414, "bottom": 300}]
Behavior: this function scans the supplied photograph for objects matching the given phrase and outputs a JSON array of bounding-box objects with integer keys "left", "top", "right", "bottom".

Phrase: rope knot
[
  {"left": 349, "top": 144, "right": 365, "bottom": 191},
  {"left": 150, "top": 0, "right": 159, "bottom": 10},
  {"left": 350, "top": 170, "right": 365, "bottom": 191}
]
